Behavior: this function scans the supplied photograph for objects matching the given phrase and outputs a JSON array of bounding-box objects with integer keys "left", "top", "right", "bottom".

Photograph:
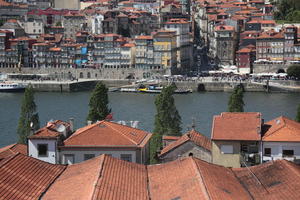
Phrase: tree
[
  {"left": 149, "top": 133, "right": 162, "bottom": 164},
  {"left": 296, "top": 104, "right": 300, "bottom": 123},
  {"left": 153, "top": 84, "right": 182, "bottom": 136},
  {"left": 17, "top": 85, "right": 40, "bottom": 144},
  {"left": 87, "top": 82, "right": 111, "bottom": 123},
  {"left": 228, "top": 86, "right": 245, "bottom": 112},
  {"left": 287, "top": 65, "right": 300, "bottom": 79},
  {"left": 149, "top": 84, "right": 182, "bottom": 164}
]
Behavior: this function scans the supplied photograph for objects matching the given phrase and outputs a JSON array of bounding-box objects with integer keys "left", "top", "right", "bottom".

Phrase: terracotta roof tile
[
  {"left": 43, "top": 155, "right": 105, "bottom": 200},
  {"left": 212, "top": 112, "right": 262, "bottom": 141},
  {"left": 262, "top": 116, "right": 300, "bottom": 142},
  {"left": 160, "top": 130, "right": 211, "bottom": 156},
  {"left": 233, "top": 160, "right": 300, "bottom": 200},
  {"left": 148, "top": 158, "right": 208, "bottom": 200},
  {"left": 29, "top": 120, "right": 70, "bottom": 139},
  {"left": 193, "top": 158, "right": 251, "bottom": 199},
  {"left": 63, "top": 121, "right": 152, "bottom": 147},
  {"left": 0, "top": 143, "right": 27, "bottom": 160},
  {"left": 94, "top": 155, "right": 149, "bottom": 200},
  {"left": 0, "top": 153, "right": 65, "bottom": 200}
]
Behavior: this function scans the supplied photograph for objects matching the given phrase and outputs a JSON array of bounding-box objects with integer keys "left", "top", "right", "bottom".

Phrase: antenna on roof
[
  {"left": 242, "top": 160, "right": 269, "bottom": 193},
  {"left": 191, "top": 117, "right": 196, "bottom": 130}
]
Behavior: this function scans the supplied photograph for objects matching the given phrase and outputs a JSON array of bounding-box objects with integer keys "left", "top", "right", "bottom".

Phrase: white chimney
[{"left": 69, "top": 118, "right": 74, "bottom": 132}]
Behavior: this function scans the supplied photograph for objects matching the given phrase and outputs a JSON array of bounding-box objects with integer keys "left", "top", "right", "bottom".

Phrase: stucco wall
[
  {"left": 263, "top": 142, "right": 300, "bottom": 163},
  {"left": 160, "top": 141, "right": 212, "bottom": 163},
  {"left": 28, "top": 139, "right": 57, "bottom": 164},
  {"left": 212, "top": 141, "right": 241, "bottom": 168},
  {"left": 60, "top": 148, "right": 137, "bottom": 164}
]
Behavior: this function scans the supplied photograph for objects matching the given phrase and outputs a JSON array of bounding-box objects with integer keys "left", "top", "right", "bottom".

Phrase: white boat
[{"left": 0, "top": 81, "right": 26, "bottom": 92}]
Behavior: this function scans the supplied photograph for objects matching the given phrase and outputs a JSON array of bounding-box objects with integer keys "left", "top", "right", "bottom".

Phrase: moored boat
[{"left": 0, "top": 82, "right": 26, "bottom": 92}]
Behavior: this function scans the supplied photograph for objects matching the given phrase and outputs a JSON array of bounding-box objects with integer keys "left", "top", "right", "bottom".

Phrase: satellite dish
[{"left": 56, "top": 124, "right": 66, "bottom": 133}]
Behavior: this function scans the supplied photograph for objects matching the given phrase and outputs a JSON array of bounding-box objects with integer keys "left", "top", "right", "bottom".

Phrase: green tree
[
  {"left": 149, "top": 84, "right": 182, "bottom": 164},
  {"left": 17, "top": 85, "right": 40, "bottom": 144},
  {"left": 228, "top": 86, "right": 245, "bottom": 112},
  {"left": 153, "top": 84, "right": 182, "bottom": 136},
  {"left": 87, "top": 82, "right": 111, "bottom": 123},
  {"left": 149, "top": 133, "right": 162, "bottom": 164},
  {"left": 296, "top": 104, "right": 300, "bottom": 122},
  {"left": 287, "top": 65, "right": 300, "bottom": 79}
]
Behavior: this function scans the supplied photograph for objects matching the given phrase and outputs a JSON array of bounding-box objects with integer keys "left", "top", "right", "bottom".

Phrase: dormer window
[{"left": 38, "top": 144, "right": 48, "bottom": 157}]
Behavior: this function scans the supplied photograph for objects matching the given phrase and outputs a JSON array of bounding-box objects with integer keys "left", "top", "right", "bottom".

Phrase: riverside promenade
[{"left": 11, "top": 78, "right": 300, "bottom": 93}]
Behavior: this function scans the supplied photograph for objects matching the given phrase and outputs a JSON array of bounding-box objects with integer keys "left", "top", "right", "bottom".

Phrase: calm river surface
[{"left": 0, "top": 91, "right": 299, "bottom": 147}]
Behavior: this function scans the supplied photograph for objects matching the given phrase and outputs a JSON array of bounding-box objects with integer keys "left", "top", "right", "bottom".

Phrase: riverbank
[{"left": 9, "top": 79, "right": 300, "bottom": 93}]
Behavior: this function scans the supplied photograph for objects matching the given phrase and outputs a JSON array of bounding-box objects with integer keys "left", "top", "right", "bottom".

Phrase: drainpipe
[{"left": 260, "top": 139, "right": 263, "bottom": 164}]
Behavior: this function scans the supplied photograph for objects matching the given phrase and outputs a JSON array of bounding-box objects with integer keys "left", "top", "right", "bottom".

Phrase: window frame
[
  {"left": 120, "top": 154, "right": 132, "bottom": 162},
  {"left": 37, "top": 144, "right": 48, "bottom": 157},
  {"left": 84, "top": 154, "right": 95, "bottom": 161},
  {"left": 264, "top": 148, "right": 271, "bottom": 156},
  {"left": 282, "top": 149, "right": 294, "bottom": 157},
  {"left": 220, "top": 145, "right": 233, "bottom": 154}
]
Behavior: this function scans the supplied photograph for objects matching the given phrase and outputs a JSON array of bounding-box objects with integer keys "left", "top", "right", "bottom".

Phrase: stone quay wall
[{"left": 253, "top": 64, "right": 289, "bottom": 73}]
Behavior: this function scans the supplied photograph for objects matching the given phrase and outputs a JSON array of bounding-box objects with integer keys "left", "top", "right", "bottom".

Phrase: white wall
[
  {"left": 263, "top": 142, "right": 300, "bottom": 162},
  {"left": 28, "top": 139, "right": 57, "bottom": 164},
  {"left": 60, "top": 149, "right": 137, "bottom": 164}
]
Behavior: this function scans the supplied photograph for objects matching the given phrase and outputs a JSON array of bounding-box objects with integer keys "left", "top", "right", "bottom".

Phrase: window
[
  {"left": 264, "top": 148, "right": 271, "bottom": 156},
  {"left": 37, "top": 144, "right": 48, "bottom": 157},
  {"left": 121, "top": 154, "right": 132, "bottom": 162},
  {"left": 282, "top": 150, "right": 294, "bottom": 157},
  {"left": 221, "top": 145, "right": 233, "bottom": 154},
  {"left": 84, "top": 154, "right": 95, "bottom": 161}
]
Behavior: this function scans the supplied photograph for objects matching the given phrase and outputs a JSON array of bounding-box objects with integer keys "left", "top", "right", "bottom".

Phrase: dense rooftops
[{"left": 1, "top": 153, "right": 300, "bottom": 200}]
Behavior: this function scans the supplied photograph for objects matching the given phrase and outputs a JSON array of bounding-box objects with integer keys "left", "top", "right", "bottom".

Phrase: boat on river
[
  {"left": 0, "top": 81, "right": 26, "bottom": 92},
  {"left": 138, "top": 85, "right": 192, "bottom": 94}
]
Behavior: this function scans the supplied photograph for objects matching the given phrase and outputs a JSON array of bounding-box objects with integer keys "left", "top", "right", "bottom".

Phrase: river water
[{"left": 0, "top": 91, "right": 299, "bottom": 147}]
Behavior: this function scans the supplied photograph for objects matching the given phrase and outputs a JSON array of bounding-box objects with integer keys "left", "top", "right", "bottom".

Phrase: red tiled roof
[
  {"left": 0, "top": 143, "right": 27, "bottom": 160},
  {"left": 160, "top": 130, "right": 211, "bottom": 156},
  {"left": 63, "top": 121, "right": 152, "bottom": 148},
  {"left": 262, "top": 116, "right": 300, "bottom": 142},
  {"left": 162, "top": 135, "right": 180, "bottom": 141},
  {"left": 0, "top": 153, "right": 65, "bottom": 200},
  {"left": 212, "top": 112, "right": 262, "bottom": 141},
  {"left": 2, "top": 154, "right": 300, "bottom": 199},
  {"left": 215, "top": 25, "right": 235, "bottom": 31},
  {"left": 44, "top": 154, "right": 149, "bottom": 200},
  {"left": 233, "top": 159, "right": 300, "bottom": 200},
  {"left": 29, "top": 120, "right": 70, "bottom": 139},
  {"left": 135, "top": 35, "right": 152, "bottom": 40}
]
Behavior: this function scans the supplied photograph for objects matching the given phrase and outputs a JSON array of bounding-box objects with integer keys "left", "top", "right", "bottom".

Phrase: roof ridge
[
  {"left": 91, "top": 155, "right": 106, "bottom": 200},
  {"left": 103, "top": 121, "right": 140, "bottom": 145},
  {"left": 38, "top": 163, "right": 68, "bottom": 199},
  {"left": 191, "top": 158, "right": 211, "bottom": 200},
  {"left": 0, "top": 152, "right": 19, "bottom": 167},
  {"left": 145, "top": 165, "right": 151, "bottom": 200}
]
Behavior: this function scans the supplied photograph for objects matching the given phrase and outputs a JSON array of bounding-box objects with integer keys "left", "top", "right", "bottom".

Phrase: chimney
[
  {"left": 69, "top": 118, "right": 74, "bottom": 132},
  {"left": 87, "top": 120, "right": 92, "bottom": 125}
]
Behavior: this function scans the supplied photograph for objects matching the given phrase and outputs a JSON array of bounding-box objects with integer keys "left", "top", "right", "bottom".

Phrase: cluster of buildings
[
  {"left": 1, "top": 112, "right": 300, "bottom": 199},
  {"left": 195, "top": 0, "right": 300, "bottom": 74},
  {"left": 0, "top": 0, "right": 195, "bottom": 78}
]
